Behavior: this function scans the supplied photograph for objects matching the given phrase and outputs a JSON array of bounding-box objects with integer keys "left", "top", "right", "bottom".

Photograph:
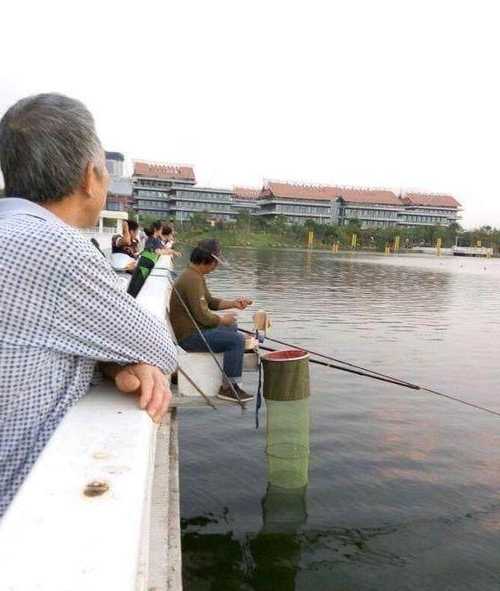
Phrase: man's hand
[
  {"left": 233, "top": 297, "right": 253, "bottom": 310},
  {"left": 108, "top": 363, "right": 172, "bottom": 423},
  {"left": 220, "top": 311, "right": 238, "bottom": 325}
]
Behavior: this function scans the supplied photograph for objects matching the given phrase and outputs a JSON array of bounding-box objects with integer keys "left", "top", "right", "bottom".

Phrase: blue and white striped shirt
[{"left": 0, "top": 198, "right": 177, "bottom": 517}]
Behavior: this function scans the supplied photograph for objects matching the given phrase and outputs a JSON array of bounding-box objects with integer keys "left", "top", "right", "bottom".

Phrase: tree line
[{"left": 132, "top": 210, "right": 500, "bottom": 252}]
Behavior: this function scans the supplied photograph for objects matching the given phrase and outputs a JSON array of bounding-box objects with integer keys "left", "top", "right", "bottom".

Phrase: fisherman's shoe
[{"left": 216, "top": 383, "right": 254, "bottom": 403}]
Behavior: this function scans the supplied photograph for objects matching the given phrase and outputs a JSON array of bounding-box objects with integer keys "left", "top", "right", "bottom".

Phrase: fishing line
[{"left": 239, "top": 328, "right": 416, "bottom": 388}]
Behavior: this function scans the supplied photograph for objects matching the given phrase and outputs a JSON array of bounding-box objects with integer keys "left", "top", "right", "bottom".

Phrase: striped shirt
[{"left": 0, "top": 198, "right": 177, "bottom": 518}]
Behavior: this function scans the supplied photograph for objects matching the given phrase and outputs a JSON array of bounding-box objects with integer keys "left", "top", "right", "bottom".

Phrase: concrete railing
[{"left": 0, "top": 255, "right": 181, "bottom": 591}]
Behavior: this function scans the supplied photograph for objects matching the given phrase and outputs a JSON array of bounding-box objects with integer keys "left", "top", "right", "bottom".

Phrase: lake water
[{"left": 178, "top": 249, "right": 500, "bottom": 591}]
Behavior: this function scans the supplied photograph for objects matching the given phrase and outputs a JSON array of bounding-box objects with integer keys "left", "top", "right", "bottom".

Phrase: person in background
[
  {"left": 144, "top": 220, "right": 180, "bottom": 257},
  {"left": 0, "top": 93, "right": 177, "bottom": 518},
  {"left": 127, "top": 221, "right": 181, "bottom": 297},
  {"left": 112, "top": 219, "right": 139, "bottom": 259},
  {"left": 143, "top": 220, "right": 164, "bottom": 253},
  {"left": 110, "top": 219, "right": 140, "bottom": 272},
  {"left": 160, "top": 223, "right": 181, "bottom": 257},
  {"left": 169, "top": 239, "right": 254, "bottom": 403},
  {"left": 161, "top": 222, "right": 175, "bottom": 248}
]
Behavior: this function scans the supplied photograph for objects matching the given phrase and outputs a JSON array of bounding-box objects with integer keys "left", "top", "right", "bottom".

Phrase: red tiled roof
[
  {"left": 261, "top": 181, "right": 400, "bottom": 205},
  {"left": 402, "top": 193, "right": 461, "bottom": 208},
  {"left": 336, "top": 187, "right": 401, "bottom": 205},
  {"left": 133, "top": 161, "right": 196, "bottom": 182},
  {"left": 233, "top": 186, "right": 260, "bottom": 200}
]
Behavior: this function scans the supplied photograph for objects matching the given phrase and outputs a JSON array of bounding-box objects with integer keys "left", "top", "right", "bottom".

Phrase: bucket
[
  {"left": 262, "top": 349, "right": 311, "bottom": 489},
  {"left": 261, "top": 349, "right": 310, "bottom": 402}
]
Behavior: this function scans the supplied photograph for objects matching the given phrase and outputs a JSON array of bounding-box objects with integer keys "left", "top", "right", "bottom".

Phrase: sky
[{"left": 1, "top": 0, "right": 499, "bottom": 228}]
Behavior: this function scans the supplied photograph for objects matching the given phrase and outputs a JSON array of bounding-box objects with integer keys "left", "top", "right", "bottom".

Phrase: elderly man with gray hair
[{"left": 0, "top": 94, "right": 177, "bottom": 518}]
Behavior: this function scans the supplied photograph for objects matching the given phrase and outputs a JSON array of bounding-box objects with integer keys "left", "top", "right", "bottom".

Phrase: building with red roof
[
  {"left": 258, "top": 181, "right": 403, "bottom": 227},
  {"left": 232, "top": 186, "right": 260, "bottom": 215},
  {"left": 257, "top": 181, "right": 461, "bottom": 228},
  {"left": 133, "top": 161, "right": 196, "bottom": 184},
  {"left": 129, "top": 158, "right": 462, "bottom": 228},
  {"left": 399, "top": 193, "right": 462, "bottom": 227},
  {"left": 132, "top": 160, "right": 236, "bottom": 222}
]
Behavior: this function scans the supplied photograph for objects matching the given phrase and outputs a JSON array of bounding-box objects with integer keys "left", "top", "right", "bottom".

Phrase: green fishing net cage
[{"left": 262, "top": 350, "right": 311, "bottom": 489}]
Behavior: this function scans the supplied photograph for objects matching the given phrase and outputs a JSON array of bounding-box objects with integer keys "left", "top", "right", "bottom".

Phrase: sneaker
[{"left": 216, "top": 383, "right": 254, "bottom": 403}]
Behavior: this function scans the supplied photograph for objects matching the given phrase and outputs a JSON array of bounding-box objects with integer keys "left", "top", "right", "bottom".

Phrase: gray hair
[{"left": 0, "top": 93, "right": 103, "bottom": 203}]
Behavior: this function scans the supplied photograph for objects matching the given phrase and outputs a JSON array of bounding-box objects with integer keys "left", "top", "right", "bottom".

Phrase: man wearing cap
[{"left": 169, "top": 239, "right": 254, "bottom": 402}]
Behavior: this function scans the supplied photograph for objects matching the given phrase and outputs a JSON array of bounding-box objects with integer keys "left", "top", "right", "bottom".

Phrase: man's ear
[
  {"left": 81, "top": 161, "right": 104, "bottom": 198},
  {"left": 80, "top": 162, "right": 94, "bottom": 198}
]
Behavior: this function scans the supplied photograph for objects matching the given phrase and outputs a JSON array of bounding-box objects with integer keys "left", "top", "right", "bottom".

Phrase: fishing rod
[
  {"left": 256, "top": 343, "right": 419, "bottom": 389},
  {"left": 239, "top": 327, "right": 417, "bottom": 388},
  {"left": 253, "top": 339, "right": 500, "bottom": 419}
]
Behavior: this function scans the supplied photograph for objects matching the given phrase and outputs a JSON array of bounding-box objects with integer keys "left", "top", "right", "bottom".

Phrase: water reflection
[{"left": 249, "top": 393, "right": 311, "bottom": 590}]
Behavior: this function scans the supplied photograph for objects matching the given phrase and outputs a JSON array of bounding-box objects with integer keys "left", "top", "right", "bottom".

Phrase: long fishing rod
[
  {"left": 239, "top": 327, "right": 417, "bottom": 388},
  {"left": 254, "top": 341, "right": 500, "bottom": 419},
  {"left": 256, "top": 343, "right": 419, "bottom": 389}
]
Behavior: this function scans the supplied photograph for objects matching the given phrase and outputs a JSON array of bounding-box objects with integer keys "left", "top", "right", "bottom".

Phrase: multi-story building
[
  {"left": 105, "top": 151, "right": 133, "bottom": 212},
  {"left": 133, "top": 160, "right": 236, "bottom": 222},
  {"left": 168, "top": 185, "right": 234, "bottom": 222},
  {"left": 127, "top": 158, "right": 464, "bottom": 228},
  {"left": 257, "top": 182, "right": 336, "bottom": 224},
  {"left": 332, "top": 187, "right": 403, "bottom": 228},
  {"left": 399, "top": 193, "right": 461, "bottom": 227},
  {"left": 133, "top": 161, "right": 195, "bottom": 219},
  {"left": 256, "top": 181, "right": 461, "bottom": 228},
  {"left": 105, "top": 151, "right": 125, "bottom": 177},
  {"left": 232, "top": 187, "right": 260, "bottom": 216}
]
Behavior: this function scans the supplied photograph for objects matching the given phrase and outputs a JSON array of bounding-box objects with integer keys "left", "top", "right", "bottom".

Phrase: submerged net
[{"left": 265, "top": 398, "right": 310, "bottom": 489}]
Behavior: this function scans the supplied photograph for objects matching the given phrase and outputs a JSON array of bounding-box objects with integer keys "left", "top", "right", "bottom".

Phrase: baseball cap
[{"left": 197, "top": 239, "right": 228, "bottom": 266}]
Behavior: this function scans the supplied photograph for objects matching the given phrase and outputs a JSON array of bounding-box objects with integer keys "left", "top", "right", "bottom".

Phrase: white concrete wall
[{"left": 0, "top": 255, "right": 180, "bottom": 591}]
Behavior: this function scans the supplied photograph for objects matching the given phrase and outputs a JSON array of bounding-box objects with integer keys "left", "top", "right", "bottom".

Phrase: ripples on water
[{"left": 179, "top": 250, "right": 500, "bottom": 590}]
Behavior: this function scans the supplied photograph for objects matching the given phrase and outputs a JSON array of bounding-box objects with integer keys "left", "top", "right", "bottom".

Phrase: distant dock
[{"left": 452, "top": 246, "right": 493, "bottom": 257}]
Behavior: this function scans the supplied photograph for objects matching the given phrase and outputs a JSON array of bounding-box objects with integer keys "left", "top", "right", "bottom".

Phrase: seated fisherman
[{"left": 169, "top": 239, "right": 253, "bottom": 402}]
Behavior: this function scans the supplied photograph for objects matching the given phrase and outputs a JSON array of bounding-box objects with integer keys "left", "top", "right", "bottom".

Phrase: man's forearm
[{"left": 217, "top": 299, "right": 237, "bottom": 310}]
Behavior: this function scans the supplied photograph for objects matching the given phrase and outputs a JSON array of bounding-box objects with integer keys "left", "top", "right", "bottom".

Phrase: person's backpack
[{"left": 126, "top": 250, "right": 159, "bottom": 298}]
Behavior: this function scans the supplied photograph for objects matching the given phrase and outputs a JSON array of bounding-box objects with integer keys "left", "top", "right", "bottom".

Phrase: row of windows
[
  {"left": 175, "top": 211, "right": 234, "bottom": 221},
  {"left": 135, "top": 179, "right": 173, "bottom": 189},
  {"left": 276, "top": 204, "right": 329, "bottom": 215},
  {"left": 176, "top": 190, "right": 231, "bottom": 202},
  {"left": 136, "top": 190, "right": 169, "bottom": 198},
  {"left": 174, "top": 201, "right": 232, "bottom": 212},
  {"left": 346, "top": 208, "right": 398, "bottom": 219},
  {"left": 406, "top": 208, "right": 453, "bottom": 215},
  {"left": 136, "top": 200, "right": 168, "bottom": 210},
  {"left": 106, "top": 203, "right": 127, "bottom": 212},
  {"left": 399, "top": 215, "right": 449, "bottom": 223}
]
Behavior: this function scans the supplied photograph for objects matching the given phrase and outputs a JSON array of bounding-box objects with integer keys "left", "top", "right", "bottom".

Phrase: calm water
[{"left": 178, "top": 249, "right": 500, "bottom": 591}]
